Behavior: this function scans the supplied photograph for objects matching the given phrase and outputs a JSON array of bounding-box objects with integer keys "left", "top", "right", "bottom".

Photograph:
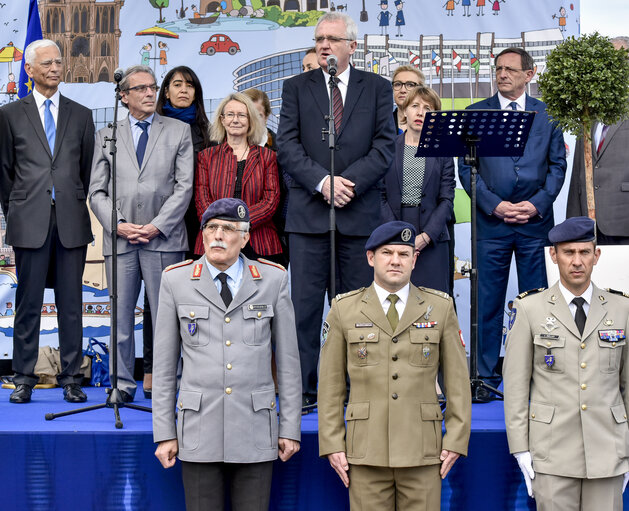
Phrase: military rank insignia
[
  {"left": 188, "top": 321, "right": 197, "bottom": 336},
  {"left": 249, "top": 265, "right": 262, "bottom": 280},
  {"left": 599, "top": 329, "right": 626, "bottom": 342},
  {"left": 357, "top": 347, "right": 368, "bottom": 360},
  {"left": 191, "top": 264, "right": 203, "bottom": 280}
]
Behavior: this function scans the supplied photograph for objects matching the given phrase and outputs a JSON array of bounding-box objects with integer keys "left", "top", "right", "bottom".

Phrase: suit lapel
[
  {"left": 308, "top": 69, "right": 330, "bottom": 120},
  {"left": 227, "top": 258, "right": 259, "bottom": 314},
  {"left": 141, "top": 113, "right": 164, "bottom": 173},
  {"left": 192, "top": 258, "right": 226, "bottom": 311},
  {"left": 583, "top": 285, "right": 607, "bottom": 340},
  {"left": 547, "top": 283, "right": 581, "bottom": 339},
  {"left": 394, "top": 135, "right": 404, "bottom": 198},
  {"left": 339, "top": 67, "right": 364, "bottom": 138},
  {"left": 596, "top": 122, "right": 620, "bottom": 160},
  {"left": 22, "top": 95, "right": 52, "bottom": 159},
  {"left": 241, "top": 145, "right": 260, "bottom": 192},
  {"left": 118, "top": 117, "right": 139, "bottom": 172},
  {"left": 396, "top": 285, "right": 427, "bottom": 335},
  {"left": 52, "top": 95, "right": 71, "bottom": 163},
  {"left": 360, "top": 284, "right": 393, "bottom": 336}
]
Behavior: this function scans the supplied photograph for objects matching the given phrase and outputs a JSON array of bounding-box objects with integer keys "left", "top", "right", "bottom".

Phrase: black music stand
[{"left": 416, "top": 109, "right": 536, "bottom": 402}]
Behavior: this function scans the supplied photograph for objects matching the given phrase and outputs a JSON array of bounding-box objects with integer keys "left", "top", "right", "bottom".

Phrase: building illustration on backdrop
[{"left": 39, "top": 0, "right": 125, "bottom": 83}]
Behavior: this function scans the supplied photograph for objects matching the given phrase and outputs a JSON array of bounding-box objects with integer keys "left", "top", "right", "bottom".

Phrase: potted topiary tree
[{"left": 538, "top": 32, "right": 629, "bottom": 219}]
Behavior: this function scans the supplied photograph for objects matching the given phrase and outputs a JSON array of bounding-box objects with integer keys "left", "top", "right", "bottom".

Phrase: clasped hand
[{"left": 117, "top": 222, "right": 160, "bottom": 244}]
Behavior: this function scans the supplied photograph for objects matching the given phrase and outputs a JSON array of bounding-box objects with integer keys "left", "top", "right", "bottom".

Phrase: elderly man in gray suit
[
  {"left": 504, "top": 216, "right": 629, "bottom": 510},
  {"left": 152, "top": 198, "right": 301, "bottom": 511},
  {"left": 89, "top": 65, "right": 193, "bottom": 402}
]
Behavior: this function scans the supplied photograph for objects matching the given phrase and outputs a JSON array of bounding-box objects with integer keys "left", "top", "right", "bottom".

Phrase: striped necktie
[{"left": 332, "top": 77, "right": 343, "bottom": 133}]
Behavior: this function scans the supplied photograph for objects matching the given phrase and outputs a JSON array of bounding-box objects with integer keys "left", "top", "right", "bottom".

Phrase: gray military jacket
[{"left": 152, "top": 255, "right": 302, "bottom": 463}]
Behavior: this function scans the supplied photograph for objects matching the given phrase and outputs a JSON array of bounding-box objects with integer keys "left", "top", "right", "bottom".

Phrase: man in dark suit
[
  {"left": 458, "top": 47, "right": 566, "bottom": 400},
  {"left": 0, "top": 39, "right": 94, "bottom": 403},
  {"left": 567, "top": 37, "right": 629, "bottom": 245},
  {"left": 277, "top": 12, "right": 396, "bottom": 406}
]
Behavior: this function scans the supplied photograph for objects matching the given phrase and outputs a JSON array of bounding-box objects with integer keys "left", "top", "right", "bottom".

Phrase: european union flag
[{"left": 17, "top": 0, "right": 43, "bottom": 98}]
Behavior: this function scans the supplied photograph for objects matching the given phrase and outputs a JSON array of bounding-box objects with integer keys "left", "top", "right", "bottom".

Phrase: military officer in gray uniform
[
  {"left": 504, "top": 216, "right": 629, "bottom": 510},
  {"left": 152, "top": 198, "right": 302, "bottom": 511},
  {"left": 318, "top": 221, "right": 471, "bottom": 510}
]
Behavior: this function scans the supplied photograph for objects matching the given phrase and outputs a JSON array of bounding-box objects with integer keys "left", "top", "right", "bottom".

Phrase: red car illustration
[{"left": 199, "top": 34, "right": 241, "bottom": 56}]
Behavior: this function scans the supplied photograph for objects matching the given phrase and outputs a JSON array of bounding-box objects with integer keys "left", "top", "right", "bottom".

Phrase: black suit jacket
[
  {"left": 277, "top": 67, "right": 396, "bottom": 236},
  {"left": 0, "top": 93, "right": 94, "bottom": 249},
  {"left": 381, "top": 134, "right": 455, "bottom": 242}
]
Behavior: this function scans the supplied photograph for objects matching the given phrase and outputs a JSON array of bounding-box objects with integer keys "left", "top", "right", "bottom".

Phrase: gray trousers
[{"left": 105, "top": 249, "right": 184, "bottom": 397}]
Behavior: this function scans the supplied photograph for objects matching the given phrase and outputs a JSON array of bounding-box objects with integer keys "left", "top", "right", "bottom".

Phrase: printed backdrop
[{"left": 0, "top": 0, "right": 580, "bottom": 360}]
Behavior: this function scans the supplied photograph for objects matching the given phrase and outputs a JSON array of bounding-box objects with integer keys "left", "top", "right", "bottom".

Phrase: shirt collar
[
  {"left": 128, "top": 112, "right": 155, "bottom": 126},
  {"left": 497, "top": 91, "right": 526, "bottom": 111},
  {"left": 322, "top": 64, "right": 351, "bottom": 88},
  {"left": 32, "top": 88, "right": 60, "bottom": 110},
  {"left": 373, "top": 281, "right": 410, "bottom": 307},
  {"left": 557, "top": 281, "right": 593, "bottom": 308},
  {"left": 205, "top": 254, "right": 243, "bottom": 285}
]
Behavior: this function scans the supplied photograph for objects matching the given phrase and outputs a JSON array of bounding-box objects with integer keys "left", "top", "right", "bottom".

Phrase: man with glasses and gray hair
[
  {"left": 458, "top": 47, "right": 567, "bottom": 402},
  {"left": 152, "top": 198, "right": 301, "bottom": 511},
  {"left": 0, "top": 39, "right": 94, "bottom": 404},
  {"left": 89, "top": 65, "right": 193, "bottom": 402},
  {"left": 277, "top": 12, "right": 396, "bottom": 407}
]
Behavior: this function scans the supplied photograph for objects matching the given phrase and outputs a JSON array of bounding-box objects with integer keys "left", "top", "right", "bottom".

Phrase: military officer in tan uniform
[
  {"left": 152, "top": 198, "right": 302, "bottom": 511},
  {"left": 504, "top": 216, "right": 629, "bottom": 510},
  {"left": 318, "top": 220, "right": 471, "bottom": 510}
]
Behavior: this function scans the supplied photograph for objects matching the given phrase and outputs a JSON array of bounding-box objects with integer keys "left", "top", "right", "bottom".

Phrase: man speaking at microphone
[{"left": 277, "top": 12, "right": 396, "bottom": 407}]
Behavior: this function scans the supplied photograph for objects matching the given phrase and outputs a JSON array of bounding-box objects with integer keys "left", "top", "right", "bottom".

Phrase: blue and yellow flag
[{"left": 17, "top": 0, "right": 43, "bottom": 98}]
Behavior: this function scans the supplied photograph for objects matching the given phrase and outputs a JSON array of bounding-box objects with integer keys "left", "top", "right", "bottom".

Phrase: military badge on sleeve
[
  {"left": 321, "top": 321, "right": 330, "bottom": 347},
  {"left": 508, "top": 308, "right": 517, "bottom": 330}
]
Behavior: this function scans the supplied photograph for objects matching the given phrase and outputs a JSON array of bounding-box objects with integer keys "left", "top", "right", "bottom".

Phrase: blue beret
[
  {"left": 200, "top": 198, "right": 249, "bottom": 228},
  {"left": 365, "top": 221, "right": 416, "bottom": 251},
  {"left": 548, "top": 216, "right": 596, "bottom": 244},
  {"left": 394, "top": 0, "right": 403, "bottom": 5}
]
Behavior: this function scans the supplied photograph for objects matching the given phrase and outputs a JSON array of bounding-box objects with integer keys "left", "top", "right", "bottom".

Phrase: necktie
[
  {"left": 508, "top": 101, "right": 518, "bottom": 111},
  {"left": 136, "top": 121, "right": 149, "bottom": 167},
  {"left": 332, "top": 77, "right": 343, "bottom": 133},
  {"left": 597, "top": 124, "right": 609, "bottom": 154},
  {"left": 386, "top": 294, "right": 399, "bottom": 330},
  {"left": 217, "top": 273, "right": 233, "bottom": 307},
  {"left": 44, "top": 99, "right": 56, "bottom": 200},
  {"left": 572, "top": 297, "right": 586, "bottom": 336}
]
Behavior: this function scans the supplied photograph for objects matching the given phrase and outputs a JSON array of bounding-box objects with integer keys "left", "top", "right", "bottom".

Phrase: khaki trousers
[
  {"left": 532, "top": 473, "right": 623, "bottom": 511},
  {"left": 348, "top": 463, "right": 441, "bottom": 511}
]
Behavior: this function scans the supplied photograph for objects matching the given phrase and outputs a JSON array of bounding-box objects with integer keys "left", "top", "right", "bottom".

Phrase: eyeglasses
[
  {"left": 126, "top": 84, "right": 159, "bottom": 94},
  {"left": 203, "top": 223, "right": 247, "bottom": 235},
  {"left": 314, "top": 35, "right": 352, "bottom": 44},
  {"left": 392, "top": 81, "right": 419, "bottom": 91},
  {"left": 222, "top": 112, "right": 248, "bottom": 121},
  {"left": 495, "top": 66, "right": 526, "bottom": 75},
  {"left": 38, "top": 58, "right": 63, "bottom": 68}
]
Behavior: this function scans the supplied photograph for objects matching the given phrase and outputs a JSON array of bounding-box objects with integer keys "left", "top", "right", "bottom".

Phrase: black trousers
[
  {"left": 13, "top": 206, "right": 87, "bottom": 387},
  {"left": 289, "top": 232, "right": 373, "bottom": 398},
  {"left": 181, "top": 460, "right": 273, "bottom": 511}
]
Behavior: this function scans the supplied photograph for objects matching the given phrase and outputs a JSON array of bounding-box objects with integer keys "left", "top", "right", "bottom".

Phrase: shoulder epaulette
[
  {"left": 418, "top": 286, "right": 450, "bottom": 300},
  {"left": 606, "top": 288, "right": 629, "bottom": 298},
  {"left": 335, "top": 288, "right": 365, "bottom": 301},
  {"left": 165, "top": 259, "right": 193, "bottom": 272},
  {"left": 517, "top": 287, "right": 546, "bottom": 300},
  {"left": 257, "top": 258, "right": 286, "bottom": 271}
]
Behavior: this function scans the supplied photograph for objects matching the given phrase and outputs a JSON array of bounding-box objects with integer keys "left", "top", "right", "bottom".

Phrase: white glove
[
  {"left": 514, "top": 451, "right": 535, "bottom": 498},
  {"left": 623, "top": 472, "right": 629, "bottom": 493}
]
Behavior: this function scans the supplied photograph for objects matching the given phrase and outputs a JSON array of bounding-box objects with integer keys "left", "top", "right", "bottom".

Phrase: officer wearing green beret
[{"left": 318, "top": 220, "right": 471, "bottom": 510}]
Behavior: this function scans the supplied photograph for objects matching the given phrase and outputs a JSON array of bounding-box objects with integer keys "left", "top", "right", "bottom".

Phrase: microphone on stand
[
  {"left": 326, "top": 55, "right": 338, "bottom": 76},
  {"left": 113, "top": 68, "right": 124, "bottom": 83}
]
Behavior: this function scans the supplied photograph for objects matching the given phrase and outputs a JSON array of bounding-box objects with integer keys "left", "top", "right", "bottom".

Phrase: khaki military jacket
[
  {"left": 152, "top": 256, "right": 302, "bottom": 463},
  {"left": 504, "top": 282, "right": 629, "bottom": 478},
  {"left": 318, "top": 283, "right": 471, "bottom": 467}
]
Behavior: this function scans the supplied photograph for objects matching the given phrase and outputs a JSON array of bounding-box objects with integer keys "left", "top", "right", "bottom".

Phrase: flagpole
[
  {"left": 451, "top": 55, "right": 455, "bottom": 110},
  {"left": 469, "top": 55, "right": 472, "bottom": 104}
]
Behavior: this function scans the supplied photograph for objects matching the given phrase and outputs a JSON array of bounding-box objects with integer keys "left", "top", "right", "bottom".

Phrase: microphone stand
[{"left": 45, "top": 77, "right": 152, "bottom": 428}]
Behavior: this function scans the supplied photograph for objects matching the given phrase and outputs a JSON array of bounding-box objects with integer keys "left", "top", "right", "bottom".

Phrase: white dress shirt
[
  {"left": 558, "top": 281, "right": 593, "bottom": 318},
  {"left": 498, "top": 91, "right": 526, "bottom": 111},
  {"left": 373, "top": 281, "right": 409, "bottom": 319},
  {"left": 32, "top": 87, "right": 59, "bottom": 129}
]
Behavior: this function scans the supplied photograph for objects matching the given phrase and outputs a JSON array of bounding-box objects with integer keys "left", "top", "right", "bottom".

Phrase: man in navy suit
[
  {"left": 277, "top": 12, "right": 396, "bottom": 406},
  {"left": 458, "top": 47, "right": 566, "bottom": 401}
]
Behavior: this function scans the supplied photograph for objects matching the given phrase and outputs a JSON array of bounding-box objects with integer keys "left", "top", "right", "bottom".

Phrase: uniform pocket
[
  {"left": 178, "top": 305, "right": 209, "bottom": 347},
  {"left": 533, "top": 335, "right": 565, "bottom": 373},
  {"left": 345, "top": 401, "right": 369, "bottom": 459},
  {"left": 529, "top": 402, "right": 555, "bottom": 461},
  {"left": 611, "top": 403, "right": 629, "bottom": 458},
  {"left": 599, "top": 337, "right": 626, "bottom": 374},
  {"left": 252, "top": 388, "right": 278, "bottom": 450},
  {"left": 176, "top": 389, "right": 202, "bottom": 451},
  {"left": 420, "top": 403, "right": 443, "bottom": 458},
  {"left": 409, "top": 330, "right": 440, "bottom": 367},
  {"left": 348, "top": 329, "right": 380, "bottom": 366},
  {"left": 242, "top": 305, "right": 274, "bottom": 346}
]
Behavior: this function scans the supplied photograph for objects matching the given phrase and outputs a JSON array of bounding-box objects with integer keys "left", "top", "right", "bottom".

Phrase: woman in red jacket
[{"left": 195, "top": 93, "right": 284, "bottom": 265}]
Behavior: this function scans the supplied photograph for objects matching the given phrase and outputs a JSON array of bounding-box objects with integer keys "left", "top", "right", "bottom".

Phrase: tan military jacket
[
  {"left": 318, "top": 283, "right": 471, "bottom": 467},
  {"left": 504, "top": 282, "right": 629, "bottom": 478}
]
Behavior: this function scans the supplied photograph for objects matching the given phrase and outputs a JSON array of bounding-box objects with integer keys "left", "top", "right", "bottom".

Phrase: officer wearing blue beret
[
  {"left": 504, "top": 216, "right": 629, "bottom": 509},
  {"left": 152, "top": 198, "right": 302, "bottom": 511},
  {"left": 318, "top": 221, "right": 471, "bottom": 510}
]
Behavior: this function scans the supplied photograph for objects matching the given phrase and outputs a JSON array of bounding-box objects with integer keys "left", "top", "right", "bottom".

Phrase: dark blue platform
[{"left": 0, "top": 386, "right": 625, "bottom": 510}]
